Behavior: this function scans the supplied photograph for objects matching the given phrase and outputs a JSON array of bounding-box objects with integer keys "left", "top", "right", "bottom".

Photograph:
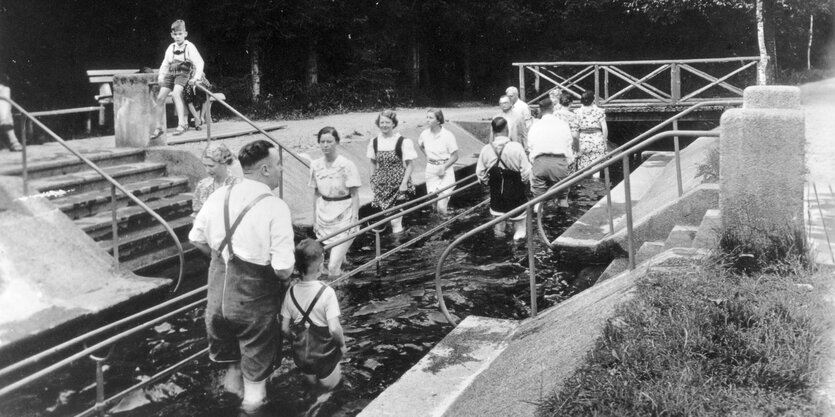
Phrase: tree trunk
[
  {"left": 410, "top": 30, "right": 420, "bottom": 90},
  {"left": 248, "top": 36, "right": 262, "bottom": 102},
  {"left": 756, "top": 0, "right": 768, "bottom": 85},
  {"left": 307, "top": 38, "right": 319, "bottom": 87},
  {"left": 462, "top": 42, "right": 472, "bottom": 96},
  {"left": 763, "top": 0, "right": 777, "bottom": 81},
  {"left": 807, "top": 14, "right": 814, "bottom": 70}
]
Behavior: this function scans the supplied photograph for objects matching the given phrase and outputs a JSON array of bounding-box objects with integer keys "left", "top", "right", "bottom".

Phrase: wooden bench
[{"left": 87, "top": 69, "right": 225, "bottom": 127}]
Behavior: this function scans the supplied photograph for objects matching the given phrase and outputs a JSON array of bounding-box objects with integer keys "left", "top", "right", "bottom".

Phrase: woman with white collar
[{"left": 418, "top": 108, "right": 459, "bottom": 216}]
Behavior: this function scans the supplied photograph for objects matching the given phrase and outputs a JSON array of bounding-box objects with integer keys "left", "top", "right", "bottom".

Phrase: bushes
[{"left": 208, "top": 68, "right": 413, "bottom": 120}]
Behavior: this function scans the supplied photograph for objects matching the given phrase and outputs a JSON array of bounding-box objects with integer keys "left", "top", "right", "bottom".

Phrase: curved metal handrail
[
  {"left": 435, "top": 130, "right": 719, "bottom": 325},
  {"left": 534, "top": 99, "right": 740, "bottom": 247},
  {"left": 1, "top": 96, "right": 186, "bottom": 292},
  {"left": 194, "top": 84, "right": 309, "bottom": 168}
]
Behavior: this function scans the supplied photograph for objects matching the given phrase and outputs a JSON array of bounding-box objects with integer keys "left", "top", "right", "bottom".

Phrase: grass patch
[{"left": 537, "top": 261, "right": 834, "bottom": 416}]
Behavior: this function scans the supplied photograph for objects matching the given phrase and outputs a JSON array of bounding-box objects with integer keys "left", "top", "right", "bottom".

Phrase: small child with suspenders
[{"left": 281, "top": 239, "right": 347, "bottom": 390}]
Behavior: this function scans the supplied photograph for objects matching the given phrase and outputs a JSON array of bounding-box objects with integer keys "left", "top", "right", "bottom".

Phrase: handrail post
[
  {"left": 519, "top": 65, "right": 526, "bottom": 101},
  {"left": 111, "top": 184, "right": 119, "bottom": 269},
  {"left": 374, "top": 229, "right": 382, "bottom": 278},
  {"left": 671, "top": 63, "right": 681, "bottom": 105},
  {"left": 622, "top": 155, "right": 635, "bottom": 270},
  {"left": 673, "top": 121, "right": 683, "bottom": 197},
  {"left": 94, "top": 358, "right": 105, "bottom": 415},
  {"left": 21, "top": 126, "right": 28, "bottom": 196},
  {"left": 526, "top": 205, "right": 537, "bottom": 318},
  {"left": 594, "top": 65, "right": 600, "bottom": 105},
  {"left": 604, "top": 166, "right": 614, "bottom": 235},
  {"left": 205, "top": 98, "right": 212, "bottom": 145},
  {"left": 278, "top": 147, "right": 284, "bottom": 199}
]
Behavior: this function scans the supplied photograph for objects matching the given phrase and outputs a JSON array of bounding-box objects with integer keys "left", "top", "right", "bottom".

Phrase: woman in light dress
[
  {"left": 418, "top": 108, "right": 459, "bottom": 215},
  {"left": 309, "top": 126, "right": 361, "bottom": 276}
]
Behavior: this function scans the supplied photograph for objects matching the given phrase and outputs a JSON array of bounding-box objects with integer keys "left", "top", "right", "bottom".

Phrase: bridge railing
[{"left": 514, "top": 57, "right": 759, "bottom": 107}]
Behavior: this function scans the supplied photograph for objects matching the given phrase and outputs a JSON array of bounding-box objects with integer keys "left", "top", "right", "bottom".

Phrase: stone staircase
[
  {"left": 598, "top": 209, "right": 720, "bottom": 281},
  {"left": 16, "top": 148, "right": 197, "bottom": 276}
]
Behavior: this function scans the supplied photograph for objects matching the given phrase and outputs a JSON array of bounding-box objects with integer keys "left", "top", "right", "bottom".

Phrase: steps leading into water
[{"left": 8, "top": 147, "right": 198, "bottom": 277}]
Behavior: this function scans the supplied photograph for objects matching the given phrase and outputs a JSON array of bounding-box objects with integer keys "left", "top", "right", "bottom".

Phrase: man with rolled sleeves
[{"left": 189, "top": 139, "right": 295, "bottom": 412}]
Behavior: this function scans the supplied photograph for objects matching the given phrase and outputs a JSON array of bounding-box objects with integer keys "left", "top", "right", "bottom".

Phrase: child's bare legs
[
  {"left": 187, "top": 102, "right": 200, "bottom": 128},
  {"left": 171, "top": 84, "right": 186, "bottom": 131},
  {"left": 2, "top": 126, "right": 22, "bottom": 151},
  {"left": 152, "top": 86, "right": 172, "bottom": 137}
]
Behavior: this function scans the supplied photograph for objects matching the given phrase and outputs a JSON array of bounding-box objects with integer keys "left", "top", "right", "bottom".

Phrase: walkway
[{"left": 802, "top": 78, "right": 835, "bottom": 265}]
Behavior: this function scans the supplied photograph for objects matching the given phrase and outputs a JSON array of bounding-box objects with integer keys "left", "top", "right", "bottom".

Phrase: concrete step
[
  {"left": 664, "top": 225, "right": 700, "bottom": 250},
  {"left": 76, "top": 193, "right": 194, "bottom": 241},
  {"left": 636, "top": 241, "right": 666, "bottom": 264},
  {"left": 29, "top": 161, "right": 168, "bottom": 197},
  {"left": 692, "top": 209, "right": 721, "bottom": 249},
  {"left": 596, "top": 257, "right": 630, "bottom": 283},
  {"left": 99, "top": 216, "right": 193, "bottom": 263},
  {"left": 126, "top": 241, "right": 203, "bottom": 276},
  {"left": 52, "top": 176, "right": 190, "bottom": 220},
  {"left": 0, "top": 148, "right": 145, "bottom": 179}
]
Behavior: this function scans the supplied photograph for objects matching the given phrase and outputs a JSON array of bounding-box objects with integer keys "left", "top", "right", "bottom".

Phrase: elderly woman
[
  {"left": 418, "top": 108, "right": 459, "bottom": 216},
  {"left": 574, "top": 90, "right": 608, "bottom": 171},
  {"left": 309, "top": 126, "right": 361, "bottom": 276},
  {"left": 367, "top": 109, "right": 416, "bottom": 234},
  {"left": 192, "top": 143, "right": 241, "bottom": 215}
]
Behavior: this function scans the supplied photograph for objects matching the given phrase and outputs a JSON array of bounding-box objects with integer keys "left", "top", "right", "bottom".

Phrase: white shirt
[
  {"left": 418, "top": 127, "right": 458, "bottom": 161},
  {"left": 527, "top": 113, "right": 574, "bottom": 162},
  {"left": 495, "top": 110, "right": 527, "bottom": 146},
  {"left": 281, "top": 281, "right": 341, "bottom": 327},
  {"left": 158, "top": 40, "right": 205, "bottom": 82},
  {"left": 512, "top": 100, "right": 532, "bottom": 128},
  {"left": 366, "top": 133, "right": 418, "bottom": 161},
  {"left": 475, "top": 136, "right": 532, "bottom": 184},
  {"left": 188, "top": 178, "right": 295, "bottom": 272}
]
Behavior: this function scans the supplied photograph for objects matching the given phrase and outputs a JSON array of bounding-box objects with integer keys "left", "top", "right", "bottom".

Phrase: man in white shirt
[
  {"left": 506, "top": 86, "right": 532, "bottom": 129},
  {"left": 189, "top": 139, "right": 295, "bottom": 412},
  {"left": 527, "top": 98, "right": 574, "bottom": 210},
  {"left": 496, "top": 95, "right": 528, "bottom": 149}
]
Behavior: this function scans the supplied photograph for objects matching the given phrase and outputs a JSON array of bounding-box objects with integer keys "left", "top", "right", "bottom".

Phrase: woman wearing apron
[{"left": 366, "top": 110, "right": 417, "bottom": 234}]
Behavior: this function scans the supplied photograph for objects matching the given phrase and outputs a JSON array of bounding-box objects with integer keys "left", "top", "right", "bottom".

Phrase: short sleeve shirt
[
  {"left": 366, "top": 133, "right": 418, "bottom": 161},
  {"left": 308, "top": 155, "right": 362, "bottom": 198},
  {"left": 281, "top": 281, "right": 341, "bottom": 327},
  {"left": 418, "top": 127, "right": 458, "bottom": 161}
]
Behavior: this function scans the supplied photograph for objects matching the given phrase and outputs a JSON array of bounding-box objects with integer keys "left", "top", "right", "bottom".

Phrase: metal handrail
[
  {"left": 534, "top": 99, "right": 740, "bottom": 247},
  {"left": 434, "top": 130, "right": 719, "bottom": 326},
  {"left": 0, "top": 96, "right": 185, "bottom": 293},
  {"left": 194, "top": 84, "right": 310, "bottom": 199}
]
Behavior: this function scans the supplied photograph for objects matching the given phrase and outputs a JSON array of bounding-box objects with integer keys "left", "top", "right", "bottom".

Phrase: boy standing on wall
[
  {"left": 151, "top": 19, "right": 204, "bottom": 138},
  {"left": 0, "top": 73, "right": 23, "bottom": 152}
]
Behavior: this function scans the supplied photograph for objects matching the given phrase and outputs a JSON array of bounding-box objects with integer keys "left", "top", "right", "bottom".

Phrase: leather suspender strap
[
  {"left": 217, "top": 186, "right": 273, "bottom": 258},
  {"left": 290, "top": 284, "right": 328, "bottom": 327}
]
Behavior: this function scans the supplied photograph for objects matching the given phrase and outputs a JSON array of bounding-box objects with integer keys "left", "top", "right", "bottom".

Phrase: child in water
[{"left": 281, "top": 239, "right": 347, "bottom": 391}]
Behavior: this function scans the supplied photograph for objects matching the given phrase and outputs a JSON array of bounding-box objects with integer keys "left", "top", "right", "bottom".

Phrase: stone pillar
[
  {"left": 113, "top": 74, "right": 166, "bottom": 147},
  {"left": 719, "top": 86, "right": 805, "bottom": 247}
]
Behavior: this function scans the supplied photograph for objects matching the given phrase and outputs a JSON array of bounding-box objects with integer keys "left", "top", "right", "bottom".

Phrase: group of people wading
[{"left": 187, "top": 92, "right": 606, "bottom": 412}]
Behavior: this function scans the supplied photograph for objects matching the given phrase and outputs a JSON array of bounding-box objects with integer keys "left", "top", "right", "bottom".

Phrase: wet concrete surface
[{"left": 0, "top": 180, "right": 607, "bottom": 417}]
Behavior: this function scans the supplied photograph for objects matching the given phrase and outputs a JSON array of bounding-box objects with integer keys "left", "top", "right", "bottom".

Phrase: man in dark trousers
[
  {"left": 189, "top": 139, "right": 295, "bottom": 412},
  {"left": 526, "top": 98, "right": 574, "bottom": 212}
]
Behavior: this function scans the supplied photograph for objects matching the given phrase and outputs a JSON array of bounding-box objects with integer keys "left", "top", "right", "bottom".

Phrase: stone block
[
  {"left": 719, "top": 105, "right": 805, "bottom": 245},
  {"left": 113, "top": 73, "right": 165, "bottom": 148},
  {"left": 743, "top": 85, "right": 801, "bottom": 110}
]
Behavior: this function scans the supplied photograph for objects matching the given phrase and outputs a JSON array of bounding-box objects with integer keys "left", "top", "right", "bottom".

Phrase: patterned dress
[
  {"left": 367, "top": 134, "right": 416, "bottom": 210},
  {"left": 575, "top": 104, "right": 607, "bottom": 170},
  {"left": 192, "top": 175, "right": 241, "bottom": 214},
  {"left": 309, "top": 155, "right": 361, "bottom": 244}
]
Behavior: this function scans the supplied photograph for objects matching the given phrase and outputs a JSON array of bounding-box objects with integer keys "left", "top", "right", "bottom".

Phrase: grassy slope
[{"left": 538, "top": 261, "right": 835, "bottom": 416}]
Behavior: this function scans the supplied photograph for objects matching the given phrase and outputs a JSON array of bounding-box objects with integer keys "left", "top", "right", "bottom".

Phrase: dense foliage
[{"left": 0, "top": 0, "right": 832, "bottom": 114}]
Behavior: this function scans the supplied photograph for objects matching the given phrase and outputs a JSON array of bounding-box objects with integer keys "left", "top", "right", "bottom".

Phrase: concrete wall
[{"left": 719, "top": 86, "right": 805, "bottom": 246}]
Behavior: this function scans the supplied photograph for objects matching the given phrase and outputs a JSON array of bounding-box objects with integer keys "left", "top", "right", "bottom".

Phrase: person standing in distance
[
  {"left": 506, "top": 86, "right": 532, "bottom": 129},
  {"left": 188, "top": 140, "right": 295, "bottom": 412}
]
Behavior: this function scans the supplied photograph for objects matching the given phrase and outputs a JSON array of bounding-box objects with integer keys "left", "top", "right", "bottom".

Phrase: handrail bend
[
  {"left": 535, "top": 99, "right": 739, "bottom": 247},
  {"left": 0, "top": 96, "right": 185, "bottom": 293},
  {"left": 435, "top": 130, "right": 719, "bottom": 326}
]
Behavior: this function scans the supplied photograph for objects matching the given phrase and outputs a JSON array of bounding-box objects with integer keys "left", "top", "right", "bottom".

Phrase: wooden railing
[{"left": 514, "top": 57, "right": 760, "bottom": 107}]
